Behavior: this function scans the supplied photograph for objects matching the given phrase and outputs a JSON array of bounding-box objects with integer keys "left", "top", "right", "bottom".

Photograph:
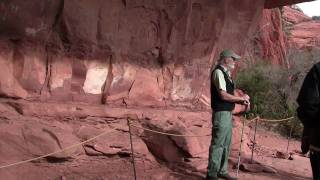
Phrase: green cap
[{"left": 220, "top": 49, "right": 241, "bottom": 60}]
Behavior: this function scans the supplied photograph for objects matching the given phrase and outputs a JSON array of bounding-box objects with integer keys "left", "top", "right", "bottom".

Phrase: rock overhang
[{"left": 265, "top": 0, "right": 315, "bottom": 9}]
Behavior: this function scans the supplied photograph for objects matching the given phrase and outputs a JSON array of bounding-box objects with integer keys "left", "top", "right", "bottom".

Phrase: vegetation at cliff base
[{"left": 236, "top": 49, "right": 320, "bottom": 138}]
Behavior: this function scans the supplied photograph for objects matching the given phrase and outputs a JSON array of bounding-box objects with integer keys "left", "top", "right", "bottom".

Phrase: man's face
[{"left": 224, "top": 57, "right": 236, "bottom": 70}]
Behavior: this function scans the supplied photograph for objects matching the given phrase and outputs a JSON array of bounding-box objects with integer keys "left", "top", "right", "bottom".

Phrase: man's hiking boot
[
  {"left": 217, "top": 173, "right": 237, "bottom": 180},
  {"left": 205, "top": 176, "right": 218, "bottom": 180}
]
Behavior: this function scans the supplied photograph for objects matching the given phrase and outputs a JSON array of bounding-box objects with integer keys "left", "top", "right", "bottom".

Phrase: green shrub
[
  {"left": 236, "top": 62, "right": 291, "bottom": 118},
  {"left": 237, "top": 48, "right": 320, "bottom": 138},
  {"left": 312, "top": 16, "right": 320, "bottom": 21},
  {"left": 235, "top": 62, "right": 301, "bottom": 137}
]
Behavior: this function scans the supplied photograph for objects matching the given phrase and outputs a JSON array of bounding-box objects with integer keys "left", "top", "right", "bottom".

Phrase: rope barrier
[
  {"left": 129, "top": 123, "right": 211, "bottom": 137},
  {"left": 245, "top": 116, "right": 294, "bottom": 124},
  {"left": 246, "top": 116, "right": 295, "bottom": 164},
  {"left": 258, "top": 116, "right": 294, "bottom": 122},
  {"left": 128, "top": 115, "right": 296, "bottom": 178},
  {"left": 0, "top": 115, "right": 296, "bottom": 172},
  {"left": 246, "top": 117, "right": 260, "bottom": 124},
  {"left": 0, "top": 118, "right": 210, "bottom": 171},
  {"left": 0, "top": 128, "right": 116, "bottom": 170}
]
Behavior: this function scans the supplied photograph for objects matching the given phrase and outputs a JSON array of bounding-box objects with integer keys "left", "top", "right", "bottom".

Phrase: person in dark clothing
[
  {"left": 297, "top": 62, "right": 320, "bottom": 180},
  {"left": 206, "top": 50, "right": 250, "bottom": 180}
]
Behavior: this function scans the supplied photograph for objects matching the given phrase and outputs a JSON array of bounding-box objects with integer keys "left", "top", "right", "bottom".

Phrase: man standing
[
  {"left": 297, "top": 62, "right": 320, "bottom": 180},
  {"left": 207, "top": 50, "right": 250, "bottom": 180}
]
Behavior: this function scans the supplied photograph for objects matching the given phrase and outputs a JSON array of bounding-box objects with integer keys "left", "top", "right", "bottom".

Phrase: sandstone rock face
[
  {"left": 282, "top": 6, "right": 311, "bottom": 24},
  {"left": 287, "top": 21, "right": 320, "bottom": 49},
  {"left": 0, "top": 42, "right": 29, "bottom": 98},
  {"left": 244, "top": 3, "right": 320, "bottom": 69},
  {"left": 245, "top": 6, "right": 319, "bottom": 67},
  {"left": 282, "top": 6, "right": 320, "bottom": 50},
  {"left": 0, "top": 0, "right": 267, "bottom": 109},
  {"left": 0, "top": 0, "right": 314, "bottom": 179},
  {"left": 246, "top": 8, "right": 289, "bottom": 67},
  {"left": 265, "top": 0, "right": 314, "bottom": 9},
  {"left": 1, "top": 1, "right": 314, "bottom": 106},
  {"left": 0, "top": 110, "right": 83, "bottom": 164}
]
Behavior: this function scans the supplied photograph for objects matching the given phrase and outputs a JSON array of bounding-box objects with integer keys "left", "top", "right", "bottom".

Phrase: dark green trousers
[{"left": 207, "top": 111, "right": 232, "bottom": 178}]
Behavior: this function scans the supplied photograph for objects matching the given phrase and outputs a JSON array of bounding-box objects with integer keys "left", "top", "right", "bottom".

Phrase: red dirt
[{"left": 0, "top": 100, "right": 313, "bottom": 180}]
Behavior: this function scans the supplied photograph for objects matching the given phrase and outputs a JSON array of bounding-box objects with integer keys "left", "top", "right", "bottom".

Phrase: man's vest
[{"left": 211, "top": 65, "right": 235, "bottom": 111}]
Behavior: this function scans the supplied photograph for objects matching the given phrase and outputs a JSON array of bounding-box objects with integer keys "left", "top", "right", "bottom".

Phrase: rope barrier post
[
  {"left": 127, "top": 117, "right": 137, "bottom": 180},
  {"left": 248, "top": 124, "right": 252, "bottom": 142},
  {"left": 286, "top": 123, "right": 294, "bottom": 155},
  {"left": 250, "top": 117, "right": 258, "bottom": 164},
  {"left": 236, "top": 114, "right": 246, "bottom": 177}
]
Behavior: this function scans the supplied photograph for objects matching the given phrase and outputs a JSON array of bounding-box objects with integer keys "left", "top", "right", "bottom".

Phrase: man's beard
[{"left": 227, "top": 63, "right": 235, "bottom": 70}]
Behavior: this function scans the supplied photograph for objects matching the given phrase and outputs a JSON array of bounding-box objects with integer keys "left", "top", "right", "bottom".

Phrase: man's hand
[
  {"left": 243, "top": 94, "right": 250, "bottom": 100},
  {"left": 244, "top": 100, "right": 250, "bottom": 112},
  {"left": 242, "top": 94, "right": 250, "bottom": 111},
  {"left": 240, "top": 94, "right": 249, "bottom": 104},
  {"left": 219, "top": 90, "right": 250, "bottom": 105}
]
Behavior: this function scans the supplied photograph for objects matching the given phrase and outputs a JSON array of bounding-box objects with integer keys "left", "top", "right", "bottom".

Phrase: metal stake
[
  {"left": 250, "top": 118, "right": 258, "bottom": 163},
  {"left": 286, "top": 123, "right": 294, "bottom": 154},
  {"left": 127, "top": 118, "right": 137, "bottom": 180},
  {"left": 236, "top": 114, "right": 246, "bottom": 177},
  {"left": 248, "top": 124, "right": 252, "bottom": 142}
]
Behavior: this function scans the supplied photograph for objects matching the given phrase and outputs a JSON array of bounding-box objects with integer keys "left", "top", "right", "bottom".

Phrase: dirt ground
[
  {"left": 0, "top": 100, "right": 313, "bottom": 180},
  {"left": 234, "top": 128, "right": 312, "bottom": 180},
  {"left": 0, "top": 129, "right": 311, "bottom": 180}
]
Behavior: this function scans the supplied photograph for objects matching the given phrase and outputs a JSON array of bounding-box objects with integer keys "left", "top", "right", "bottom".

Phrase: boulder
[
  {"left": 240, "top": 163, "right": 277, "bottom": 174},
  {"left": 76, "top": 124, "right": 155, "bottom": 161},
  {"left": 274, "top": 151, "right": 289, "bottom": 159},
  {"left": 0, "top": 120, "right": 83, "bottom": 163},
  {"left": 0, "top": 44, "right": 28, "bottom": 99}
]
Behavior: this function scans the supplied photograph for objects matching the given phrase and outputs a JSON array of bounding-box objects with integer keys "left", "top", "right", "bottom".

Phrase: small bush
[
  {"left": 235, "top": 62, "right": 301, "bottom": 137},
  {"left": 236, "top": 48, "right": 320, "bottom": 138},
  {"left": 312, "top": 16, "right": 320, "bottom": 21},
  {"left": 236, "top": 62, "right": 292, "bottom": 118}
]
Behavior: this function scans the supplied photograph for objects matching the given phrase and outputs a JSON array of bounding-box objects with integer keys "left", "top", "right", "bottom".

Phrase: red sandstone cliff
[
  {"left": 0, "top": 1, "right": 316, "bottom": 106},
  {"left": 283, "top": 6, "right": 320, "bottom": 50},
  {"left": 256, "top": 8, "right": 289, "bottom": 66},
  {"left": 0, "top": 0, "right": 267, "bottom": 109},
  {"left": 265, "top": 0, "right": 314, "bottom": 8},
  {"left": 0, "top": 0, "right": 315, "bottom": 179},
  {"left": 283, "top": 6, "right": 311, "bottom": 24},
  {"left": 246, "top": 5, "right": 320, "bottom": 67}
]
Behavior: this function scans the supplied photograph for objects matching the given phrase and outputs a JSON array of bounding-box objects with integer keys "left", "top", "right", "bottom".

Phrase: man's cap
[{"left": 220, "top": 49, "right": 241, "bottom": 60}]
